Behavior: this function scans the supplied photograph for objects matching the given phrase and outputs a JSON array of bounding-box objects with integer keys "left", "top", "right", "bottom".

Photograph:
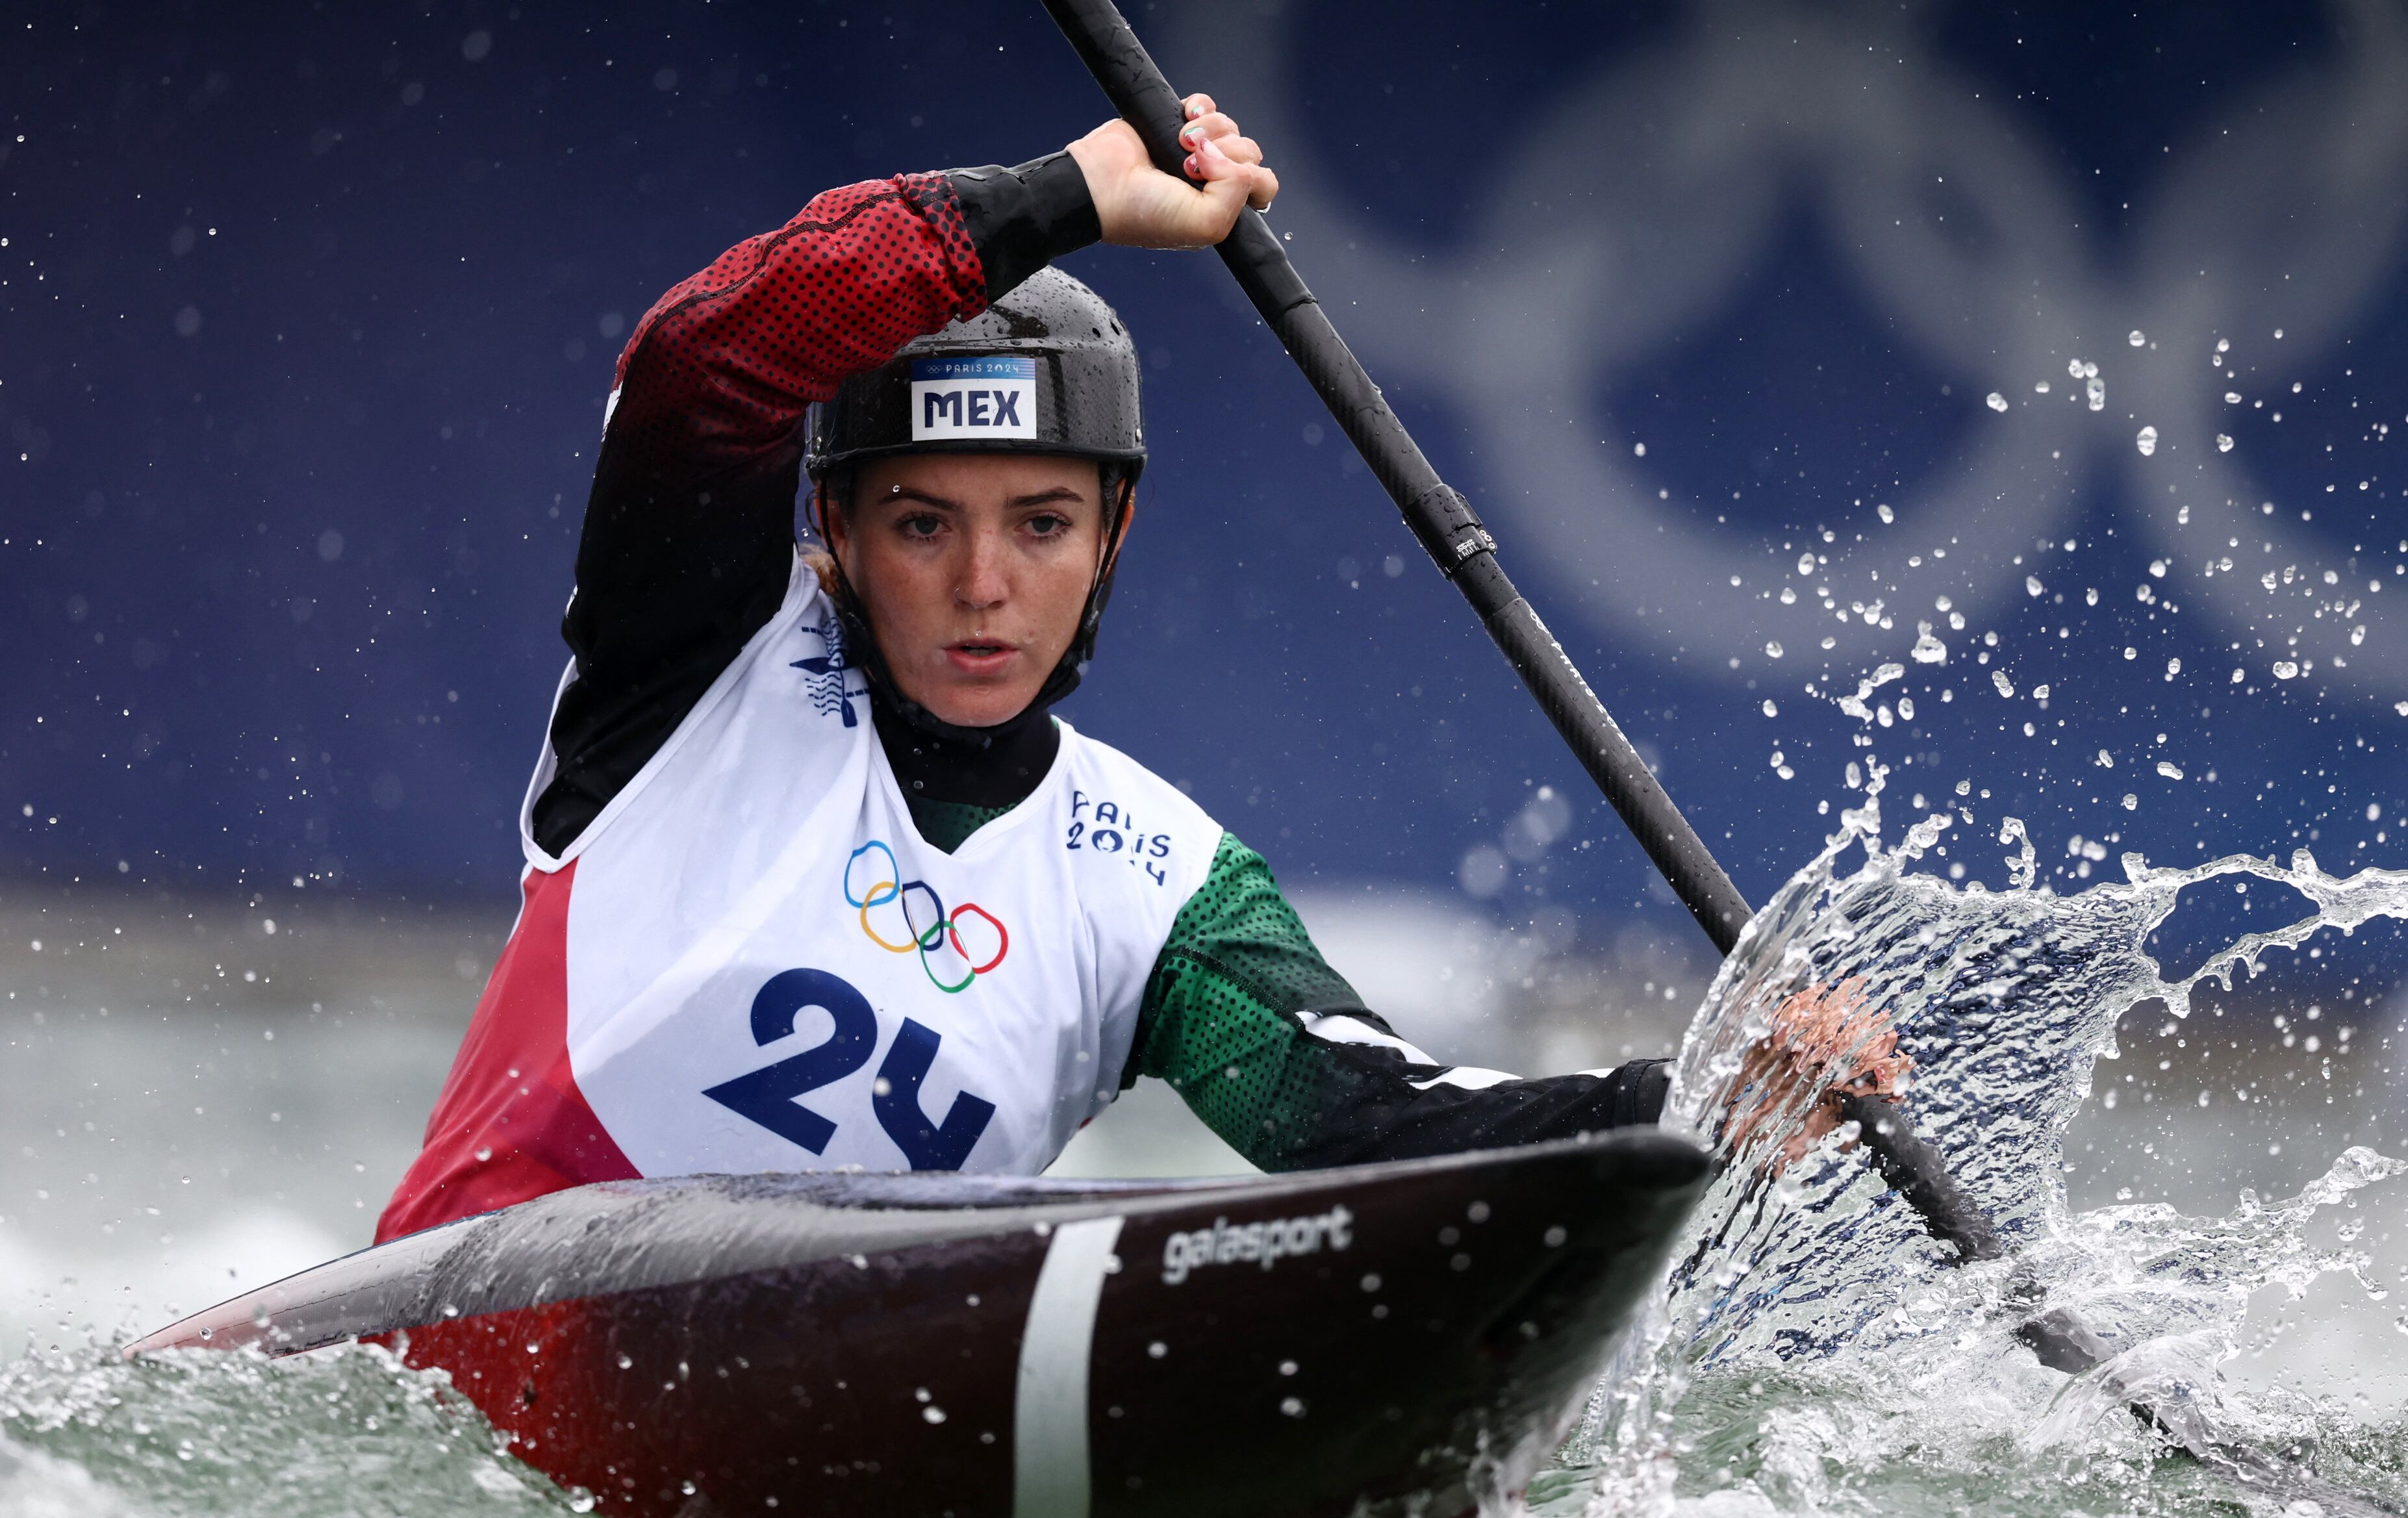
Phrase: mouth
[{"left": 943, "top": 639, "right": 1019, "bottom": 677}]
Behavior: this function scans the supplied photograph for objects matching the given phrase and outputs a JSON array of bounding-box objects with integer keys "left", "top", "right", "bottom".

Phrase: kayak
[{"left": 127, "top": 1130, "right": 1708, "bottom": 1516}]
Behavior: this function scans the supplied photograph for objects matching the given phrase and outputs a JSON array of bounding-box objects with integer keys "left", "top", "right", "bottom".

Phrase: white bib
[{"left": 521, "top": 555, "right": 1221, "bottom": 1176}]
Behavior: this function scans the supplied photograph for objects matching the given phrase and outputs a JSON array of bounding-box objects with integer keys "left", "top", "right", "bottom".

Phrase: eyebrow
[
  {"left": 877, "top": 485, "right": 1089, "bottom": 511},
  {"left": 1008, "top": 486, "right": 1087, "bottom": 508}
]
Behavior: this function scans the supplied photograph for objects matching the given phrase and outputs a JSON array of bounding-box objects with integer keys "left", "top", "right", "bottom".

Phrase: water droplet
[
  {"left": 2157, "top": 761, "right": 2185, "bottom": 779},
  {"left": 2127, "top": 329, "right": 2146, "bottom": 347},
  {"left": 1992, "top": 671, "right": 2016, "bottom": 699},
  {"left": 2216, "top": 433, "right": 2235, "bottom": 452},
  {"left": 1764, "top": 641, "right": 1783, "bottom": 659},
  {"left": 1795, "top": 552, "right": 1817, "bottom": 576},
  {"left": 1762, "top": 700, "right": 1779, "bottom": 718},
  {"left": 2025, "top": 575, "right": 2044, "bottom": 598},
  {"left": 2135, "top": 425, "right": 2159, "bottom": 457},
  {"left": 2122, "top": 793, "right": 2138, "bottom": 810},
  {"left": 922, "top": 1406, "right": 946, "bottom": 1424},
  {"left": 1280, "top": 1396, "right": 1306, "bottom": 1417},
  {"left": 2086, "top": 376, "right": 2106, "bottom": 411},
  {"left": 2272, "top": 661, "right": 2300, "bottom": 680},
  {"left": 1984, "top": 392, "right": 2009, "bottom": 412}
]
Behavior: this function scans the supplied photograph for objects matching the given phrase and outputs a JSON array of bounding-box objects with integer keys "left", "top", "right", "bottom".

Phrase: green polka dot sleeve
[{"left": 1129, "top": 833, "right": 1673, "bottom": 1172}]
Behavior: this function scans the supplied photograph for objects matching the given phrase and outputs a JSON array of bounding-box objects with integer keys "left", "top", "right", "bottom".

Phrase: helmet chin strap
[{"left": 810, "top": 474, "right": 1134, "bottom": 748}]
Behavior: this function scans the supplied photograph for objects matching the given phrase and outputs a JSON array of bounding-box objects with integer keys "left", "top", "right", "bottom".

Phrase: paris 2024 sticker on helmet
[{"left": 909, "top": 355, "right": 1035, "bottom": 441}]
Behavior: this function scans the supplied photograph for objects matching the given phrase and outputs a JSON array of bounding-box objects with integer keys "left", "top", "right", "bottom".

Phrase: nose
[{"left": 954, "top": 519, "right": 1009, "bottom": 612}]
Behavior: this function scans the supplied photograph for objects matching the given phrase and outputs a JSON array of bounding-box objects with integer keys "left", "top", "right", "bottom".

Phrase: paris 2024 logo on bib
[{"left": 698, "top": 840, "right": 1005, "bottom": 1170}]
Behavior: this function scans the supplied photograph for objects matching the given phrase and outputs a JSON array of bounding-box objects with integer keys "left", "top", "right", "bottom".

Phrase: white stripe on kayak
[{"left": 1013, "top": 1215, "right": 1123, "bottom": 1518}]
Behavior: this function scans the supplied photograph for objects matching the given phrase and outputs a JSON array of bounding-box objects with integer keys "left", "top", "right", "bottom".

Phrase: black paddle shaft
[
  {"left": 1037, "top": 0, "right": 1752, "bottom": 955},
  {"left": 1041, "top": 0, "right": 2062, "bottom": 1334}
]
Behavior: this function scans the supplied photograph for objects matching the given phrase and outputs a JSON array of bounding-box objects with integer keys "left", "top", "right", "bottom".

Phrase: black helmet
[{"left": 806, "top": 266, "right": 1144, "bottom": 481}]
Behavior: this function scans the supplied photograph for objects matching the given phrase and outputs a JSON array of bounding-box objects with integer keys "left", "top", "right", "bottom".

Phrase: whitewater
[{"left": 5, "top": 780, "right": 2403, "bottom": 1513}]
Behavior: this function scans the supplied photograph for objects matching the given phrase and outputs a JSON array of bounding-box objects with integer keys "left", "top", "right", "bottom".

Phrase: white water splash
[
  {"left": 0, "top": 1337, "right": 572, "bottom": 1515},
  {"left": 1546, "top": 786, "right": 2408, "bottom": 1516}
]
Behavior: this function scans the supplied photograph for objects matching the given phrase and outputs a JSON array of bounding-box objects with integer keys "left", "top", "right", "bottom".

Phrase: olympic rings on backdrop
[{"left": 842, "top": 841, "right": 1010, "bottom": 993}]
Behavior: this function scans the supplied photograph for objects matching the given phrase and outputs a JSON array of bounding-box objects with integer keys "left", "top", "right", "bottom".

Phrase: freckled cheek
[
  {"left": 1033, "top": 567, "right": 1099, "bottom": 649},
  {"left": 861, "top": 576, "right": 952, "bottom": 667}
]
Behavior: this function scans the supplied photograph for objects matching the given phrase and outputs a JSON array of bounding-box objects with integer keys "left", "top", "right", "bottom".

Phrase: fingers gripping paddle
[{"left": 1038, "top": 5, "right": 2396, "bottom": 1508}]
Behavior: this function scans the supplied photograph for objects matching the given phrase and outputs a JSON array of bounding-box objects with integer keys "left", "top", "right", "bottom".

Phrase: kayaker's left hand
[
  {"left": 1067, "top": 92, "right": 1279, "bottom": 249},
  {"left": 1723, "top": 978, "right": 1910, "bottom": 1170}
]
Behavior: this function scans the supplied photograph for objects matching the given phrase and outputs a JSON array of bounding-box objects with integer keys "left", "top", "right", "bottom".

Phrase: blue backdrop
[{"left": 8, "top": 1, "right": 2408, "bottom": 951}]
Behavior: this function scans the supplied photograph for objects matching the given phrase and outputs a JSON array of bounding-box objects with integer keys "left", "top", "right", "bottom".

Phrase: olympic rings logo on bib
[{"left": 843, "top": 841, "right": 1009, "bottom": 993}]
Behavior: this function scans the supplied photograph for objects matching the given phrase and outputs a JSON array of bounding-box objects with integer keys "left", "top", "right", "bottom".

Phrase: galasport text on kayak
[{"left": 1159, "top": 1204, "right": 1354, "bottom": 1285}]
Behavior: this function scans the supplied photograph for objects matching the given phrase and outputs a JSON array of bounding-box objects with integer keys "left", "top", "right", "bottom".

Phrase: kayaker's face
[{"left": 828, "top": 453, "right": 1125, "bottom": 729}]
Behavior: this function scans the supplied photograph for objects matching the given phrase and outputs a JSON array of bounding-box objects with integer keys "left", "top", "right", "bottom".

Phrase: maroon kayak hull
[{"left": 129, "top": 1132, "right": 1707, "bottom": 1515}]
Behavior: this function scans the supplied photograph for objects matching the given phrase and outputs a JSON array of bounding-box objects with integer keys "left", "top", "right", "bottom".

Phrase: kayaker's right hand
[
  {"left": 1722, "top": 978, "right": 1911, "bottom": 1170},
  {"left": 1067, "top": 93, "right": 1279, "bottom": 250}
]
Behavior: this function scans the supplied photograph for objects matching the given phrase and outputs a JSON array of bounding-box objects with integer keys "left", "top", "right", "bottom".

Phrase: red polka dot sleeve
[{"left": 603, "top": 173, "right": 989, "bottom": 479}]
